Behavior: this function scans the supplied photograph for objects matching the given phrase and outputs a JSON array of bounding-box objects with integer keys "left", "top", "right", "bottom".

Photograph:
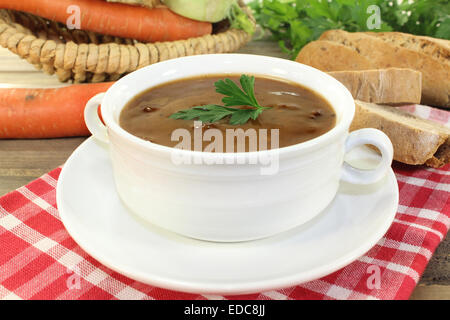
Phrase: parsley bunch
[
  {"left": 170, "top": 75, "right": 270, "bottom": 125},
  {"left": 249, "top": 0, "right": 450, "bottom": 59}
]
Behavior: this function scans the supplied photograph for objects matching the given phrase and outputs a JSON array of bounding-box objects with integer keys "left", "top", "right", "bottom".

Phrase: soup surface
[{"left": 119, "top": 75, "right": 336, "bottom": 151}]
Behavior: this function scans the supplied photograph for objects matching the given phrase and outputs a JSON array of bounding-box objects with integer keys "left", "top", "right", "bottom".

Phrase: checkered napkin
[{"left": 0, "top": 105, "right": 449, "bottom": 300}]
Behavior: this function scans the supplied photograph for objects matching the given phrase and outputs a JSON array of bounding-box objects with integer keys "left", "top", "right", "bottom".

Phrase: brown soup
[{"left": 119, "top": 75, "right": 336, "bottom": 151}]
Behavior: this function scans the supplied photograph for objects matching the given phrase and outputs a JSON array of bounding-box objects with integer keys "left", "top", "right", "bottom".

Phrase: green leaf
[
  {"left": 435, "top": 17, "right": 450, "bottom": 40},
  {"left": 229, "top": 109, "right": 255, "bottom": 125},
  {"left": 215, "top": 75, "right": 262, "bottom": 108},
  {"left": 170, "top": 104, "right": 235, "bottom": 123},
  {"left": 239, "top": 75, "right": 258, "bottom": 106}
]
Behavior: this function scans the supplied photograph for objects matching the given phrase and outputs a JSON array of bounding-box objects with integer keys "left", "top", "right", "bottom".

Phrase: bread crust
[
  {"left": 364, "top": 31, "right": 449, "bottom": 65},
  {"left": 296, "top": 40, "right": 372, "bottom": 71}
]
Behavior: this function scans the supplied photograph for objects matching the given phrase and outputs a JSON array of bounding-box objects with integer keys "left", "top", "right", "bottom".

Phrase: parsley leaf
[
  {"left": 170, "top": 105, "right": 236, "bottom": 123},
  {"left": 215, "top": 75, "right": 262, "bottom": 108},
  {"left": 169, "top": 75, "right": 270, "bottom": 125},
  {"left": 229, "top": 109, "right": 257, "bottom": 125}
]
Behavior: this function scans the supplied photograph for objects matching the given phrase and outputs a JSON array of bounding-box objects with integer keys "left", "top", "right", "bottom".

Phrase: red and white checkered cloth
[{"left": 0, "top": 105, "right": 449, "bottom": 300}]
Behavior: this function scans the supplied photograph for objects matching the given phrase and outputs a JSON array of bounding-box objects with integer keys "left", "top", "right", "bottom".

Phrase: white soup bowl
[{"left": 84, "top": 54, "right": 393, "bottom": 242}]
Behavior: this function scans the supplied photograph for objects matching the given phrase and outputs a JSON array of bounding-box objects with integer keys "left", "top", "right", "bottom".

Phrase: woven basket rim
[{"left": 0, "top": 1, "right": 254, "bottom": 83}]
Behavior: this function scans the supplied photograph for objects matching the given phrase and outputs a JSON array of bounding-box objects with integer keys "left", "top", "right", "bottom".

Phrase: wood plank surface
[{"left": 0, "top": 41, "right": 448, "bottom": 300}]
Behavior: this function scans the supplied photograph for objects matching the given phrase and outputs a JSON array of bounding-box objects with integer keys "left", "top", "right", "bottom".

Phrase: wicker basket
[{"left": 0, "top": 1, "right": 253, "bottom": 83}]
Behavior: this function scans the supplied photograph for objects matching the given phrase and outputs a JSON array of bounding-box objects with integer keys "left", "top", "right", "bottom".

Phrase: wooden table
[{"left": 0, "top": 41, "right": 448, "bottom": 300}]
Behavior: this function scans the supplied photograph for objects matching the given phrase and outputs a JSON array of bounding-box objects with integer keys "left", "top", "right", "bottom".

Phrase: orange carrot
[
  {"left": 0, "top": 0, "right": 212, "bottom": 42},
  {"left": 0, "top": 82, "right": 114, "bottom": 139}
]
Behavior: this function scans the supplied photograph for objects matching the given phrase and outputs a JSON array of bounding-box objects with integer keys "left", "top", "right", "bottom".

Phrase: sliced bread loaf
[{"left": 298, "top": 30, "right": 450, "bottom": 107}]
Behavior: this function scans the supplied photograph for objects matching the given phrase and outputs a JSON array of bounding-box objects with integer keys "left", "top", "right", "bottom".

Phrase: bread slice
[
  {"left": 296, "top": 40, "right": 373, "bottom": 71},
  {"left": 351, "top": 100, "right": 450, "bottom": 167},
  {"left": 315, "top": 30, "right": 449, "bottom": 108},
  {"left": 328, "top": 68, "right": 422, "bottom": 105}
]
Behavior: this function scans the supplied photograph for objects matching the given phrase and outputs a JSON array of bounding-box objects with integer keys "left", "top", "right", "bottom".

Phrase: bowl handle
[
  {"left": 84, "top": 92, "right": 108, "bottom": 144},
  {"left": 341, "top": 128, "right": 394, "bottom": 185}
]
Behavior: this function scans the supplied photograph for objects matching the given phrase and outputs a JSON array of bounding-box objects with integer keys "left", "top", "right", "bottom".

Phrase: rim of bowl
[{"left": 100, "top": 54, "right": 355, "bottom": 158}]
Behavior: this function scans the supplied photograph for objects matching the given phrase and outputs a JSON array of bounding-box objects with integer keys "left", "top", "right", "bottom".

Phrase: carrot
[
  {"left": 0, "top": 82, "right": 114, "bottom": 139},
  {"left": 0, "top": 0, "right": 212, "bottom": 42}
]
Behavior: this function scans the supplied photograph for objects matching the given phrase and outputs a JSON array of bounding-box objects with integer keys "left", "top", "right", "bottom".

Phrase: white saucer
[{"left": 57, "top": 137, "right": 398, "bottom": 295}]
